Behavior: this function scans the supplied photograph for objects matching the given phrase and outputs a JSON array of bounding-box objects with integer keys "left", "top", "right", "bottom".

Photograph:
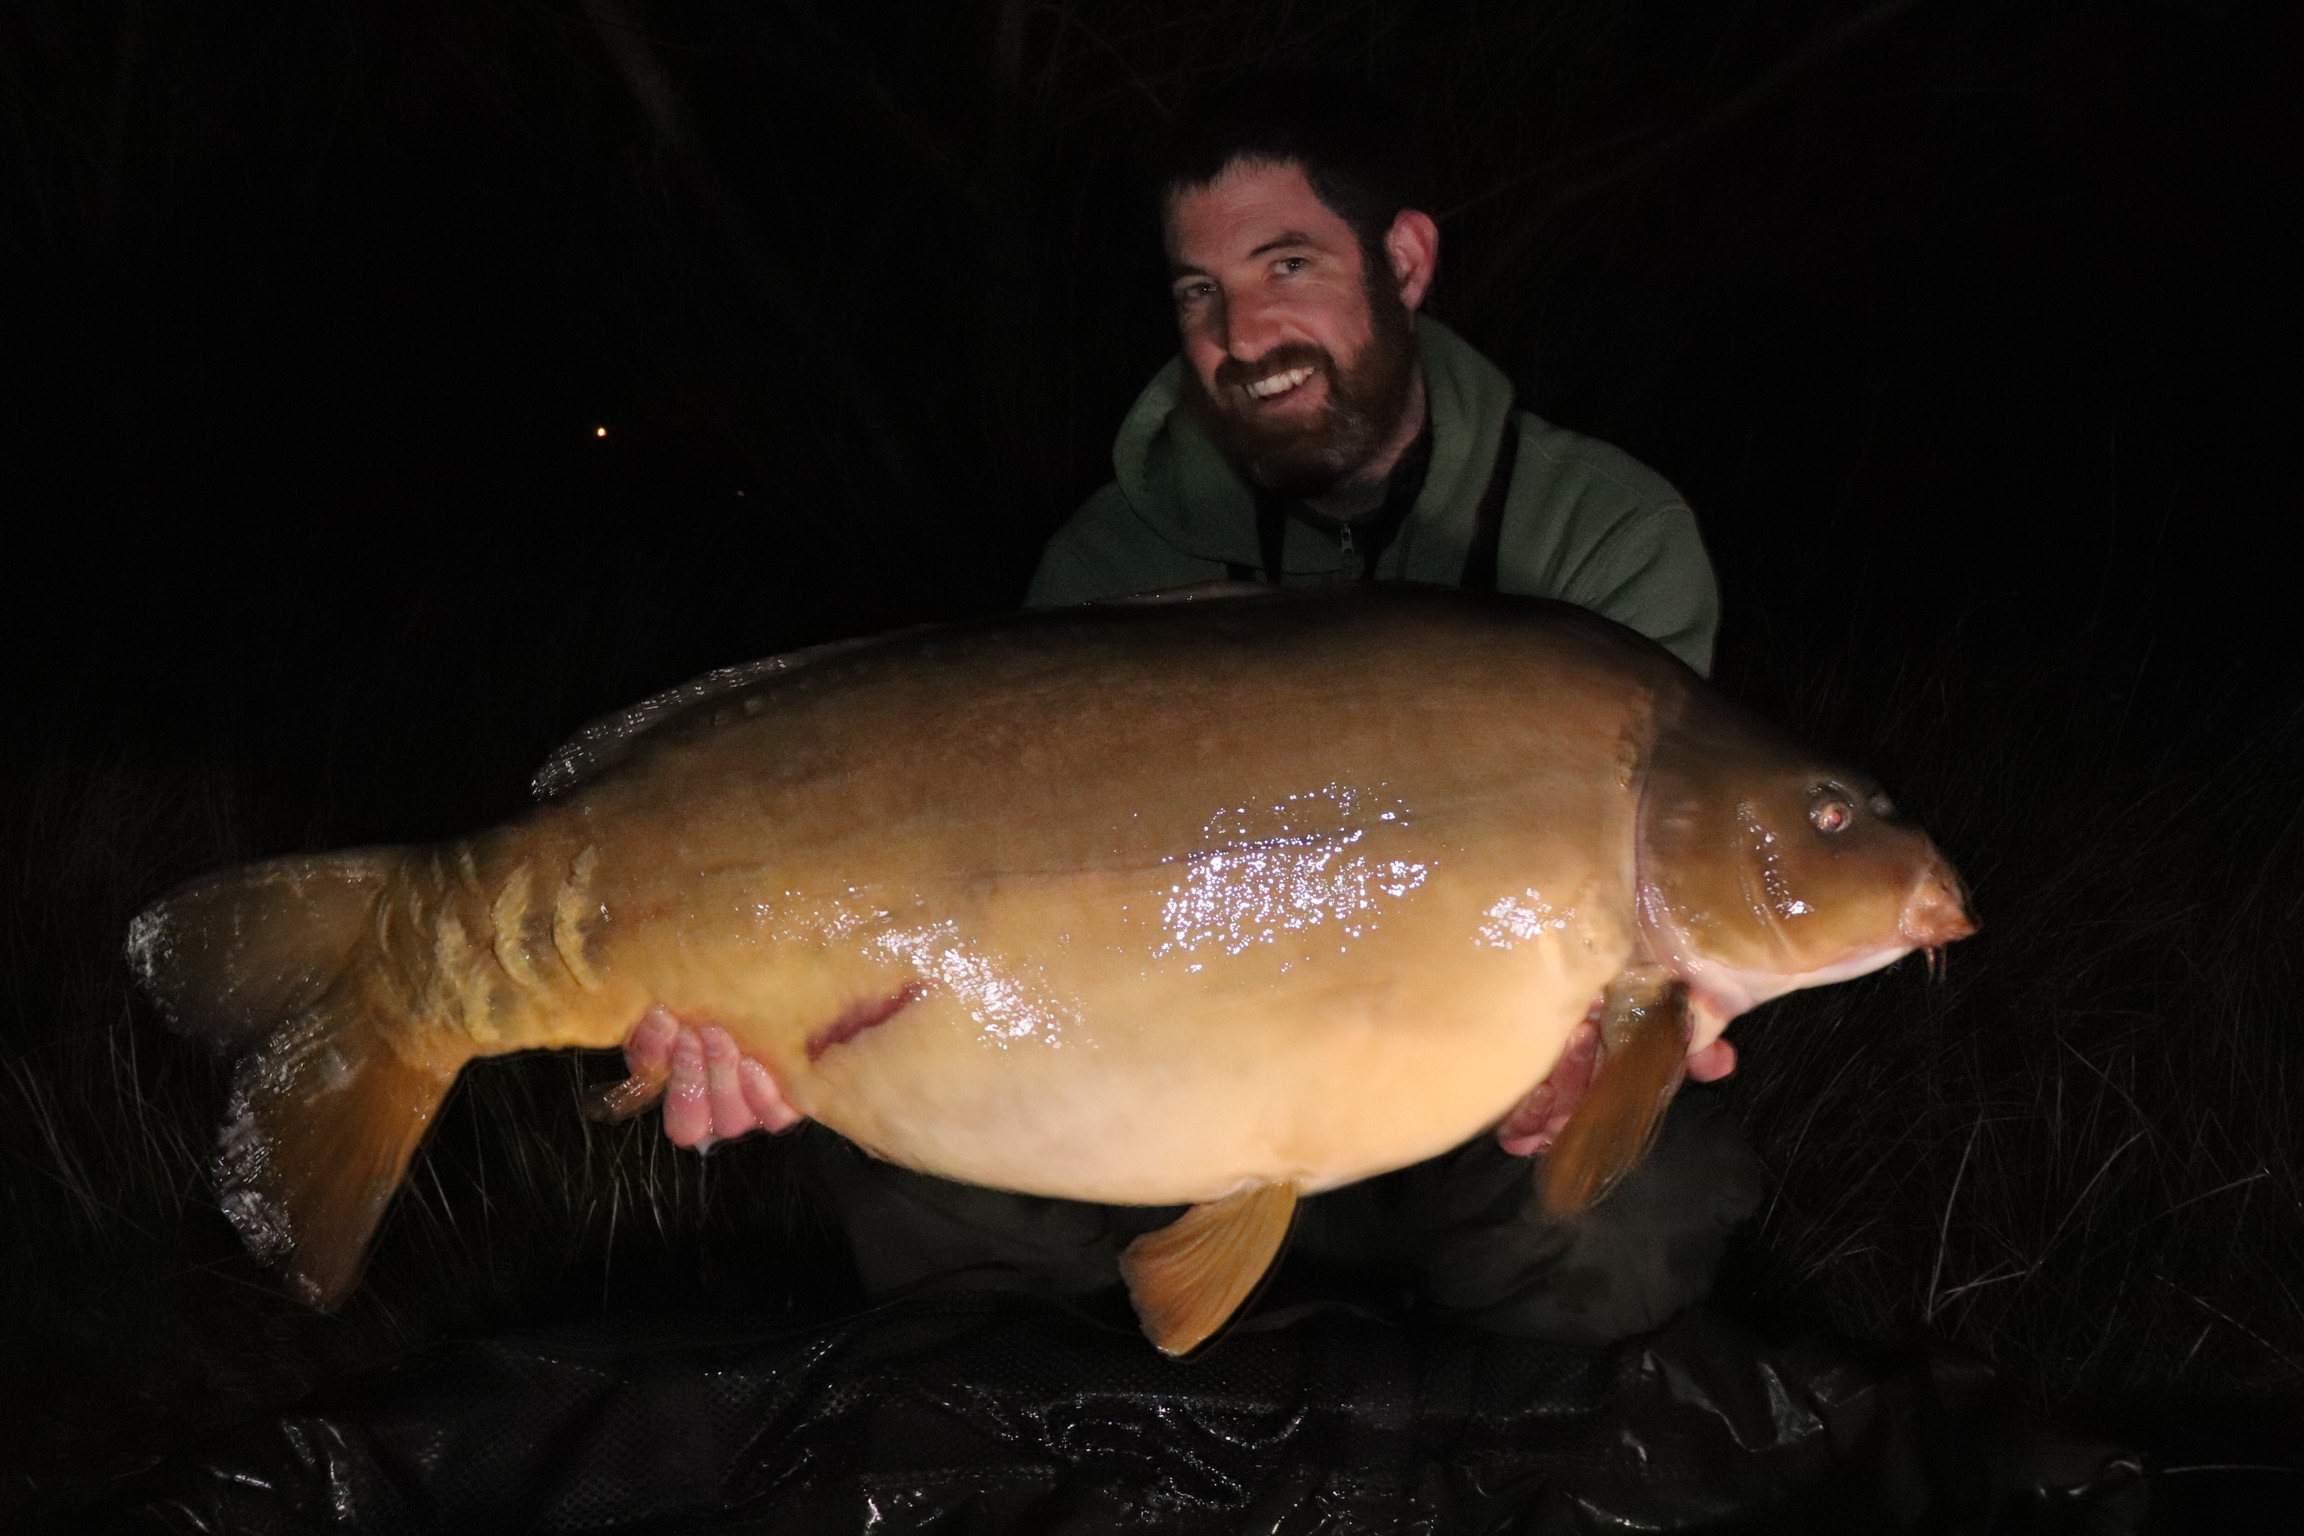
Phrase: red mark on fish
[{"left": 807, "top": 982, "right": 927, "bottom": 1061}]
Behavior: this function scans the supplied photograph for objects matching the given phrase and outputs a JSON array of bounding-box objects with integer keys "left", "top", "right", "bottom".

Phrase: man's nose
[{"left": 1221, "top": 285, "right": 1288, "bottom": 362}]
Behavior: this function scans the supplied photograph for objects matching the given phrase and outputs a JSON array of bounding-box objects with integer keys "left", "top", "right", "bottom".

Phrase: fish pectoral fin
[
  {"left": 1119, "top": 1182, "right": 1299, "bottom": 1357},
  {"left": 582, "top": 1064, "right": 670, "bottom": 1123},
  {"left": 1540, "top": 976, "right": 1690, "bottom": 1217}
]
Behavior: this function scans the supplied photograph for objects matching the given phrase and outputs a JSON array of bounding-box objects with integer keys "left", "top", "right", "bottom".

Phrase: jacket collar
[{"left": 1110, "top": 315, "right": 1518, "bottom": 575}]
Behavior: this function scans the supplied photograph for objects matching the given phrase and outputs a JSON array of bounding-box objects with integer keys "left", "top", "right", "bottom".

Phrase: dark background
[
  {"left": 3, "top": 0, "right": 2297, "bottom": 1513},
  {"left": 4, "top": 0, "right": 2288, "bottom": 800}
]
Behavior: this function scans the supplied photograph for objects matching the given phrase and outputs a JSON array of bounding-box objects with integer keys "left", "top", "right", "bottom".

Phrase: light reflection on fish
[{"left": 127, "top": 586, "right": 1974, "bottom": 1353}]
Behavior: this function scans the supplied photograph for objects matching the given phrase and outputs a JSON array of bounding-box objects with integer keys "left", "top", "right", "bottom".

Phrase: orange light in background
[{"left": 594, "top": 425, "right": 608, "bottom": 438}]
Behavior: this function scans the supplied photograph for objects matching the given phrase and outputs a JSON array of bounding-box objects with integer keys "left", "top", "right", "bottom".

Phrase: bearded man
[
  {"left": 635, "top": 73, "right": 1757, "bottom": 1345},
  {"left": 1029, "top": 73, "right": 1719, "bottom": 677}
]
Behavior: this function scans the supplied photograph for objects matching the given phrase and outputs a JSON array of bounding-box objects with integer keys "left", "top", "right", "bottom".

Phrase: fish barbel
[{"left": 128, "top": 586, "right": 1973, "bottom": 1353}]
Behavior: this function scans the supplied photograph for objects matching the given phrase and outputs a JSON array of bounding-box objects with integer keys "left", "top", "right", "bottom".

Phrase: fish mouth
[{"left": 1899, "top": 861, "right": 1977, "bottom": 951}]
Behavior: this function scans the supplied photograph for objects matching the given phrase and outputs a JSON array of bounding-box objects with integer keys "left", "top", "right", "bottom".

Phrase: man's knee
[
  {"left": 796, "top": 1129, "right": 1152, "bottom": 1297},
  {"left": 1423, "top": 1083, "right": 1762, "bottom": 1343}
]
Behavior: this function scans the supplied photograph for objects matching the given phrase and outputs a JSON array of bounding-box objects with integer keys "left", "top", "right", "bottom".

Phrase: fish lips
[{"left": 1899, "top": 860, "right": 1978, "bottom": 950}]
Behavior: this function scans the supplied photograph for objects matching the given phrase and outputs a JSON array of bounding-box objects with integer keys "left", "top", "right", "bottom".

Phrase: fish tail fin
[
  {"left": 128, "top": 849, "right": 403, "bottom": 1050},
  {"left": 128, "top": 851, "right": 468, "bottom": 1308},
  {"left": 1540, "top": 980, "right": 1689, "bottom": 1217},
  {"left": 211, "top": 995, "right": 463, "bottom": 1307}
]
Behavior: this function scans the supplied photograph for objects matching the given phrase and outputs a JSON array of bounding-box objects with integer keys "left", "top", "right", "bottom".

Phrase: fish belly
[{"left": 794, "top": 856, "right": 1634, "bottom": 1204}]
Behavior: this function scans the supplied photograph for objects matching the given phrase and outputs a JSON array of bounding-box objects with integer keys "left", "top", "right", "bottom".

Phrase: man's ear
[{"left": 1385, "top": 209, "right": 1440, "bottom": 311}]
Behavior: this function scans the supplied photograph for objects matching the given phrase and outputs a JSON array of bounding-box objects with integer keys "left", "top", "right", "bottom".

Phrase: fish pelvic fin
[
  {"left": 583, "top": 1065, "right": 669, "bottom": 1123},
  {"left": 213, "top": 995, "right": 463, "bottom": 1308},
  {"left": 1540, "top": 976, "right": 1690, "bottom": 1217},
  {"left": 128, "top": 849, "right": 472, "bottom": 1309},
  {"left": 1118, "top": 1181, "right": 1299, "bottom": 1357}
]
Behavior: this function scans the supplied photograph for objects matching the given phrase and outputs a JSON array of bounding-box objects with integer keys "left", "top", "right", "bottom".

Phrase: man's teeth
[{"left": 1245, "top": 365, "right": 1316, "bottom": 400}]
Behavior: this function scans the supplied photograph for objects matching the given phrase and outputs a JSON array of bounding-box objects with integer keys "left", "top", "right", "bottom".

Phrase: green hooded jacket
[{"left": 1026, "top": 316, "right": 1719, "bottom": 675}]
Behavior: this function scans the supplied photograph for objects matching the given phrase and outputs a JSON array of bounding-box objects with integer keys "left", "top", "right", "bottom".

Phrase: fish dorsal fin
[
  {"left": 1118, "top": 1181, "right": 1299, "bottom": 1356},
  {"left": 1097, "top": 580, "right": 1279, "bottom": 606},
  {"left": 1540, "top": 975, "right": 1690, "bottom": 1216},
  {"left": 533, "top": 590, "right": 1272, "bottom": 798},
  {"left": 531, "top": 630, "right": 924, "bottom": 800}
]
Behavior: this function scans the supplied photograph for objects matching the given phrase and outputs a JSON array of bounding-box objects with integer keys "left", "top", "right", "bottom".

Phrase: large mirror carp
[{"left": 128, "top": 585, "right": 1973, "bottom": 1354}]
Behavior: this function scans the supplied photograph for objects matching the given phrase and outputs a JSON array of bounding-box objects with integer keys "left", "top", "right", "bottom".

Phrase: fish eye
[{"left": 1810, "top": 794, "right": 1854, "bottom": 834}]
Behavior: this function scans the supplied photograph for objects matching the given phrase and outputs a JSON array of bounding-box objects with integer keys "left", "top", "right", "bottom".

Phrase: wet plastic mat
[{"left": 99, "top": 1289, "right": 2145, "bottom": 1534}]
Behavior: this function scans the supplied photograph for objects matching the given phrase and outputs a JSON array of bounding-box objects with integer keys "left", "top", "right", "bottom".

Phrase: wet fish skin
[{"left": 127, "top": 585, "right": 1972, "bottom": 1335}]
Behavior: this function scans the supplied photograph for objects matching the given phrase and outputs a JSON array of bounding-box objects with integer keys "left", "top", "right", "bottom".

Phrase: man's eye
[
  {"left": 1274, "top": 256, "right": 1309, "bottom": 276},
  {"left": 1174, "top": 283, "right": 1214, "bottom": 306}
]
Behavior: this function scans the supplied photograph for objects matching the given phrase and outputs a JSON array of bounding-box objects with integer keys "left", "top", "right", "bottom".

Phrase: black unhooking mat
[{"left": 98, "top": 1288, "right": 2145, "bottom": 1535}]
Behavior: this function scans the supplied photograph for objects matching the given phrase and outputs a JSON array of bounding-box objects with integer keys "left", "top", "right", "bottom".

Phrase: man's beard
[{"left": 1181, "top": 276, "right": 1419, "bottom": 500}]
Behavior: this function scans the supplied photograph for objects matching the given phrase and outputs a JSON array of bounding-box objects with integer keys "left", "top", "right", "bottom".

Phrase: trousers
[{"left": 795, "top": 1082, "right": 1764, "bottom": 1344}]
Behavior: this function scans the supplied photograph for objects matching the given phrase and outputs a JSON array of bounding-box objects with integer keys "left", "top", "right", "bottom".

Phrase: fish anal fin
[
  {"left": 1540, "top": 977, "right": 1690, "bottom": 1217},
  {"left": 215, "top": 998, "right": 465, "bottom": 1310},
  {"left": 1118, "top": 1182, "right": 1299, "bottom": 1357}
]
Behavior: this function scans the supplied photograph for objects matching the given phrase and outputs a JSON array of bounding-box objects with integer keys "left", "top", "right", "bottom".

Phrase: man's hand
[
  {"left": 623, "top": 1006, "right": 804, "bottom": 1151},
  {"left": 1495, "top": 1017, "right": 1735, "bottom": 1157}
]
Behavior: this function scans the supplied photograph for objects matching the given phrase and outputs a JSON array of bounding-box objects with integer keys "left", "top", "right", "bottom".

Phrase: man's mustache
[{"left": 1211, "top": 344, "right": 1332, "bottom": 398}]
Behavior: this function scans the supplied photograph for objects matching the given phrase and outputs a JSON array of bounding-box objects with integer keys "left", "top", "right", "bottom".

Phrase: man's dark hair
[{"left": 1153, "top": 71, "right": 1433, "bottom": 263}]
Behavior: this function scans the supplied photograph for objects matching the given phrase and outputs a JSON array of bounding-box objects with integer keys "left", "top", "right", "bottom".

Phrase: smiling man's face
[{"left": 1165, "top": 159, "right": 1435, "bottom": 498}]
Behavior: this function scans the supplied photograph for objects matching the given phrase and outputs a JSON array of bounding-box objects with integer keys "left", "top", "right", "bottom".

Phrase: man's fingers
[
  {"left": 1685, "top": 1038, "right": 1737, "bottom": 1082},
  {"left": 642, "top": 1011, "right": 808, "bottom": 1149},
  {"left": 700, "top": 1026, "right": 756, "bottom": 1140},
  {"left": 1497, "top": 1021, "right": 1733, "bottom": 1159},
  {"left": 1496, "top": 1081, "right": 1555, "bottom": 1156},
  {"left": 739, "top": 1058, "right": 804, "bottom": 1133},
  {"left": 663, "top": 1028, "right": 715, "bottom": 1150},
  {"left": 1544, "top": 1019, "right": 1599, "bottom": 1106},
  {"left": 624, "top": 1006, "right": 679, "bottom": 1077},
  {"left": 1497, "top": 1018, "right": 1601, "bottom": 1156}
]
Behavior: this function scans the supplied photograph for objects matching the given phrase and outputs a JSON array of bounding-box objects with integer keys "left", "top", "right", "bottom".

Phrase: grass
[{"left": 1716, "top": 630, "right": 2304, "bottom": 1409}]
